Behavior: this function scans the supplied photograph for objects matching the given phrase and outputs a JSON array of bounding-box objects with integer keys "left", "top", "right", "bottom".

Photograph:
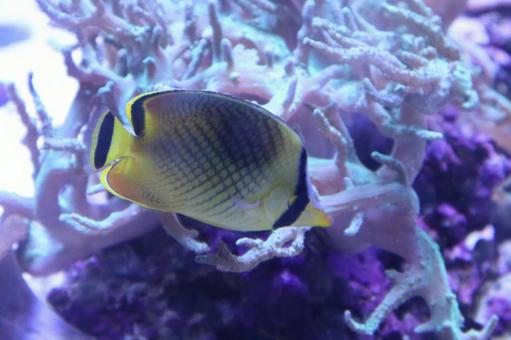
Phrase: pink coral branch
[
  {"left": 28, "top": 73, "right": 53, "bottom": 137},
  {"left": 183, "top": 1, "right": 197, "bottom": 42},
  {"left": 312, "top": 106, "right": 359, "bottom": 174},
  {"left": 249, "top": 0, "right": 277, "bottom": 12},
  {"left": 304, "top": 39, "right": 437, "bottom": 87},
  {"left": 0, "top": 192, "right": 34, "bottom": 220},
  {"left": 381, "top": 2, "right": 459, "bottom": 59},
  {"left": 42, "top": 138, "right": 86, "bottom": 170},
  {"left": 62, "top": 48, "right": 120, "bottom": 87},
  {"left": 37, "top": 0, "right": 143, "bottom": 42},
  {"left": 6, "top": 83, "right": 40, "bottom": 175},
  {"left": 283, "top": 64, "right": 345, "bottom": 120},
  {"left": 208, "top": 0, "right": 223, "bottom": 62},
  {"left": 0, "top": 215, "right": 28, "bottom": 260},
  {"left": 60, "top": 204, "right": 143, "bottom": 235}
]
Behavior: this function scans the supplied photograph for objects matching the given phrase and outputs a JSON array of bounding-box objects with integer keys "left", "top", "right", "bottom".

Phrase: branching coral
[
  {"left": 448, "top": 2, "right": 511, "bottom": 156},
  {"left": 197, "top": 226, "right": 311, "bottom": 272},
  {"left": 0, "top": 0, "right": 504, "bottom": 338}
]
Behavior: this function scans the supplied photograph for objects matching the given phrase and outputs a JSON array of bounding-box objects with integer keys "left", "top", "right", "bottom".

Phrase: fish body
[{"left": 91, "top": 90, "right": 331, "bottom": 231}]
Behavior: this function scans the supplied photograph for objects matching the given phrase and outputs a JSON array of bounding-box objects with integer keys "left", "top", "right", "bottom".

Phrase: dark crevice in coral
[
  {"left": 347, "top": 113, "right": 394, "bottom": 171},
  {"left": 466, "top": 6, "right": 511, "bottom": 17}
]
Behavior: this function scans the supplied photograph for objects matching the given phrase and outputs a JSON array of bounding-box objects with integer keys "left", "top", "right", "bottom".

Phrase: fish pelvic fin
[{"left": 90, "top": 111, "right": 136, "bottom": 170}]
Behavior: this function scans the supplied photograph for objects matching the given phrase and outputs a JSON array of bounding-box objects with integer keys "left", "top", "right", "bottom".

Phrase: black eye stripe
[
  {"left": 272, "top": 149, "right": 309, "bottom": 228},
  {"left": 94, "top": 112, "right": 115, "bottom": 169}
]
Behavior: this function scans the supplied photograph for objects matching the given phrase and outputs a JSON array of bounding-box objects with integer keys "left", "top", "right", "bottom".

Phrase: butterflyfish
[{"left": 90, "top": 90, "right": 332, "bottom": 231}]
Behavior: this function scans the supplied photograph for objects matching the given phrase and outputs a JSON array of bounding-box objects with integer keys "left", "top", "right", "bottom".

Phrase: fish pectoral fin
[
  {"left": 100, "top": 157, "right": 149, "bottom": 207},
  {"left": 233, "top": 198, "right": 261, "bottom": 210}
]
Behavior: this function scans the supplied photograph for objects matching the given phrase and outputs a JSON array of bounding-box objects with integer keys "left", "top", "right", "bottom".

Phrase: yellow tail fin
[{"left": 90, "top": 111, "right": 135, "bottom": 170}]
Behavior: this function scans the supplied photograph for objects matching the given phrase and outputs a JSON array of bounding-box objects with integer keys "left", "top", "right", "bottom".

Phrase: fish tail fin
[
  {"left": 90, "top": 111, "right": 135, "bottom": 170},
  {"left": 294, "top": 203, "right": 332, "bottom": 227}
]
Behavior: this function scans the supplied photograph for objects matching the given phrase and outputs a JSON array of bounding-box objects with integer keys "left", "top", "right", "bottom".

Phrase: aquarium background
[{"left": 0, "top": 0, "right": 511, "bottom": 339}]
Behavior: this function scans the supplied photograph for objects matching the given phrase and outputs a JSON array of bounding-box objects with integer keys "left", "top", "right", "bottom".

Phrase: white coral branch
[
  {"left": 344, "top": 229, "right": 498, "bottom": 339},
  {"left": 28, "top": 73, "right": 53, "bottom": 137},
  {"left": 159, "top": 213, "right": 210, "bottom": 254},
  {"left": 6, "top": 83, "right": 40, "bottom": 174},
  {"left": 196, "top": 227, "right": 310, "bottom": 272},
  {"left": 60, "top": 204, "right": 143, "bottom": 235}
]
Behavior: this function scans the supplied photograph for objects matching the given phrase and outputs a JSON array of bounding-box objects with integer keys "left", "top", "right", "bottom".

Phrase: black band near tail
[
  {"left": 94, "top": 112, "right": 115, "bottom": 169},
  {"left": 273, "top": 149, "right": 309, "bottom": 228}
]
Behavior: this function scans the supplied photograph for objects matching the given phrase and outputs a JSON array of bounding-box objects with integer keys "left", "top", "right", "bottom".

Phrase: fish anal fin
[{"left": 175, "top": 213, "right": 210, "bottom": 229}]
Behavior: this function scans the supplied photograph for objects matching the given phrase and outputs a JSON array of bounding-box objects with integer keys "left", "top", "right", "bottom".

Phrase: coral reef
[{"left": 1, "top": 0, "right": 511, "bottom": 338}]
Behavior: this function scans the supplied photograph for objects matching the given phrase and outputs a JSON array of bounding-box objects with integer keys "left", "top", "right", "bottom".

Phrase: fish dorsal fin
[
  {"left": 125, "top": 91, "right": 173, "bottom": 139},
  {"left": 125, "top": 90, "right": 294, "bottom": 139}
]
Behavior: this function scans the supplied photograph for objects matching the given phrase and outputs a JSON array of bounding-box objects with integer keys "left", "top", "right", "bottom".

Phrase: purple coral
[
  {"left": 48, "top": 227, "right": 399, "bottom": 339},
  {"left": 416, "top": 108, "right": 511, "bottom": 248}
]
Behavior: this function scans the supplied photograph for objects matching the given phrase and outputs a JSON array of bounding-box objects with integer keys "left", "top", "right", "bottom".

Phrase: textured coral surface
[{"left": 1, "top": 0, "right": 511, "bottom": 339}]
